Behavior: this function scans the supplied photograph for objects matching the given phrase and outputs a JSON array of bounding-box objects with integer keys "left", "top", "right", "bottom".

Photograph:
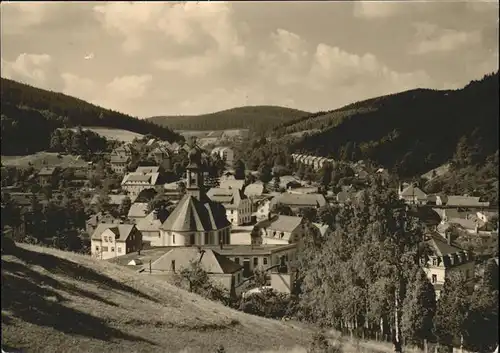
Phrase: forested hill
[
  {"left": 147, "top": 105, "right": 310, "bottom": 133},
  {"left": 280, "top": 72, "right": 499, "bottom": 178},
  {"left": 1, "top": 78, "right": 183, "bottom": 155}
]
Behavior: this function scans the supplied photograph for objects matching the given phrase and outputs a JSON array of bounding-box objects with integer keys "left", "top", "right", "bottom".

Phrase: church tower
[{"left": 185, "top": 146, "right": 205, "bottom": 200}]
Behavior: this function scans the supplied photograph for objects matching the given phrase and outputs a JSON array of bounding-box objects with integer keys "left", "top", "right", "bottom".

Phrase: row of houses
[
  {"left": 398, "top": 184, "right": 491, "bottom": 208},
  {"left": 291, "top": 153, "right": 334, "bottom": 170}
]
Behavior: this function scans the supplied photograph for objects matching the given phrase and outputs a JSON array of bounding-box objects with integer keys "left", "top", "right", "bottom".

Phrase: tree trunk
[{"left": 394, "top": 287, "right": 403, "bottom": 353}]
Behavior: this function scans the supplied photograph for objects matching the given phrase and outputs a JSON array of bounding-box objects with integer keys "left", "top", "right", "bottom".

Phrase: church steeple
[{"left": 185, "top": 146, "right": 205, "bottom": 200}]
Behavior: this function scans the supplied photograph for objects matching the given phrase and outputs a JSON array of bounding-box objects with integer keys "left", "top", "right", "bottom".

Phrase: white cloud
[
  {"left": 1, "top": 53, "right": 53, "bottom": 86},
  {"left": 410, "top": 23, "right": 482, "bottom": 55},
  {"left": 353, "top": 2, "right": 402, "bottom": 19},
  {"left": 93, "top": 2, "right": 244, "bottom": 56},
  {"left": 61, "top": 72, "right": 153, "bottom": 117},
  {"left": 105, "top": 75, "right": 153, "bottom": 100}
]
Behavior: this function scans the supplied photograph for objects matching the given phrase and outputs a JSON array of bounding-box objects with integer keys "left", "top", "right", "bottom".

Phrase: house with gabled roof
[
  {"left": 91, "top": 223, "right": 142, "bottom": 260},
  {"left": 158, "top": 147, "right": 231, "bottom": 247},
  {"left": 207, "top": 187, "right": 252, "bottom": 226},
  {"left": 148, "top": 146, "right": 171, "bottom": 170},
  {"left": 257, "top": 215, "right": 306, "bottom": 245},
  {"left": 270, "top": 193, "right": 327, "bottom": 215},
  {"left": 127, "top": 202, "right": 149, "bottom": 223},
  {"left": 145, "top": 247, "right": 245, "bottom": 297},
  {"left": 398, "top": 184, "right": 428, "bottom": 205},
  {"left": 121, "top": 166, "right": 162, "bottom": 198},
  {"left": 421, "top": 232, "right": 475, "bottom": 298}
]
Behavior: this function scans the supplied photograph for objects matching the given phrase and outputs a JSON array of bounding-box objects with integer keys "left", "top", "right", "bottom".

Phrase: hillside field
[
  {"left": 70, "top": 127, "right": 144, "bottom": 143},
  {"left": 1, "top": 152, "right": 89, "bottom": 169}
]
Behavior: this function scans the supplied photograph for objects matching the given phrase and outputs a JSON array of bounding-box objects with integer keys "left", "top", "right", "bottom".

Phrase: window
[
  {"left": 263, "top": 258, "right": 268, "bottom": 265},
  {"left": 253, "top": 257, "right": 258, "bottom": 266},
  {"left": 432, "top": 258, "right": 438, "bottom": 266},
  {"left": 111, "top": 247, "right": 115, "bottom": 252},
  {"left": 234, "top": 257, "right": 240, "bottom": 264},
  {"left": 172, "top": 234, "right": 176, "bottom": 244},
  {"left": 102, "top": 246, "right": 109, "bottom": 252},
  {"left": 465, "top": 269, "right": 470, "bottom": 279},
  {"left": 237, "top": 273, "right": 240, "bottom": 283},
  {"left": 171, "top": 260, "right": 176, "bottom": 272},
  {"left": 118, "top": 247, "right": 122, "bottom": 253},
  {"left": 103, "top": 236, "right": 108, "bottom": 242},
  {"left": 431, "top": 274, "right": 437, "bottom": 283},
  {"left": 95, "top": 246, "right": 100, "bottom": 251}
]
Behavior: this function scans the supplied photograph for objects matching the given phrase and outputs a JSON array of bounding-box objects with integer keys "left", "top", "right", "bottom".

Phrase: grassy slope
[
  {"left": 148, "top": 106, "right": 310, "bottom": 131},
  {"left": 1, "top": 244, "right": 313, "bottom": 353},
  {"left": 70, "top": 127, "right": 144, "bottom": 143},
  {"left": 1, "top": 152, "right": 89, "bottom": 169}
]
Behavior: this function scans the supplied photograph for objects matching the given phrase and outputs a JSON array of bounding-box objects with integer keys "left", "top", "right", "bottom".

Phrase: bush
[{"left": 308, "top": 332, "right": 343, "bottom": 353}]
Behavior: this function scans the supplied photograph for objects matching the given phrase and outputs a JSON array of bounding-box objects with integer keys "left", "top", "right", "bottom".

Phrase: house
[
  {"left": 211, "top": 146, "right": 235, "bottom": 166},
  {"left": 444, "top": 196, "right": 490, "bottom": 209},
  {"left": 270, "top": 193, "right": 327, "bottom": 215},
  {"left": 146, "top": 247, "right": 244, "bottom": 296},
  {"left": 110, "top": 154, "right": 130, "bottom": 175},
  {"left": 121, "top": 167, "right": 162, "bottom": 198},
  {"left": 219, "top": 179, "right": 245, "bottom": 191},
  {"left": 257, "top": 215, "right": 306, "bottom": 245},
  {"left": 148, "top": 146, "right": 172, "bottom": 171},
  {"left": 253, "top": 197, "right": 272, "bottom": 222},
  {"left": 398, "top": 184, "right": 428, "bottom": 205},
  {"left": 91, "top": 223, "right": 142, "bottom": 260},
  {"left": 422, "top": 232, "right": 475, "bottom": 299},
  {"left": 38, "top": 167, "right": 57, "bottom": 187},
  {"left": 215, "top": 243, "right": 298, "bottom": 278},
  {"left": 207, "top": 187, "right": 252, "bottom": 226},
  {"left": 244, "top": 182, "right": 265, "bottom": 198},
  {"left": 158, "top": 147, "right": 232, "bottom": 247},
  {"left": 85, "top": 212, "right": 120, "bottom": 235},
  {"left": 127, "top": 202, "right": 149, "bottom": 223},
  {"left": 136, "top": 210, "right": 165, "bottom": 246}
]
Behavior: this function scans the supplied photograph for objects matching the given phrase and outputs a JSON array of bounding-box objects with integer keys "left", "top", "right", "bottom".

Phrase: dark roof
[
  {"left": 150, "top": 248, "right": 242, "bottom": 274},
  {"left": 426, "top": 232, "right": 465, "bottom": 257},
  {"left": 270, "top": 193, "right": 327, "bottom": 208},
  {"left": 91, "top": 223, "right": 136, "bottom": 241},
  {"left": 160, "top": 194, "right": 230, "bottom": 232}
]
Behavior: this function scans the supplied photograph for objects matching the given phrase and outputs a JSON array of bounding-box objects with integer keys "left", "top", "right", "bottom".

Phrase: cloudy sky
[{"left": 1, "top": 1, "right": 498, "bottom": 118}]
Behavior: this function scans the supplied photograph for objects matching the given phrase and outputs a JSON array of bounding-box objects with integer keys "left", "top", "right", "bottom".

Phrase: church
[{"left": 159, "top": 146, "right": 232, "bottom": 246}]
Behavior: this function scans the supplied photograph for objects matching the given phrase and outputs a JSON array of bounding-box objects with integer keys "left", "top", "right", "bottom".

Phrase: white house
[
  {"left": 207, "top": 187, "right": 252, "bottom": 226},
  {"left": 398, "top": 184, "right": 428, "bottom": 205},
  {"left": 422, "top": 232, "right": 475, "bottom": 299},
  {"left": 91, "top": 223, "right": 142, "bottom": 260},
  {"left": 211, "top": 146, "right": 235, "bottom": 167},
  {"left": 257, "top": 215, "right": 306, "bottom": 245}
]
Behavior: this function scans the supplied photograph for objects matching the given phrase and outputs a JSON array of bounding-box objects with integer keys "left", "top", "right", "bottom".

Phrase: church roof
[{"left": 160, "top": 194, "right": 230, "bottom": 232}]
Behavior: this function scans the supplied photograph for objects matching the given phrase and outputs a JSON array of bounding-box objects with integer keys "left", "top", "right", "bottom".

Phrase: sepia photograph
[{"left": 1, "top": 1, "right": 498, "bottom": 353}]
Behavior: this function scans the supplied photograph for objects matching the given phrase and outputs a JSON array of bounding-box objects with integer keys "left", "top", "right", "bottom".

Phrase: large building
[
  {"left": 422, "top": 232, "right": 475, "bottom": 299},
  {"left": 90, "top": 223, "right": 142, "bottom": 260},
  {"left": 158, "top": 147, "right": 232, "bottom": 247},
  {"left": 121, "top": 166, "right": 162, "bottom": 198},
  {"left": 207, "top": 187, "right": 252, "bottom": 226}
]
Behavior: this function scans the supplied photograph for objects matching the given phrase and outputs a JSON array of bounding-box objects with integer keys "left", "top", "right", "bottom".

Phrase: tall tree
[
  {"left": 401, "top": 269, "right": 436, "bottom": 348},
  {"left": 234, "top": 159, "right": 246, "bottom": 180},
  {"left": 434, "top": 273, "right": 471, "bottom": 351},
  {"left": 118, "top": 196, "right": 132, "bottom": 217}
]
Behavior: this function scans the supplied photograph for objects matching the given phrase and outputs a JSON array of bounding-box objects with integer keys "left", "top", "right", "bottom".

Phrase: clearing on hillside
[
  {"left": 1, "top": 243, "right": 312, "bottom": 353},
  {"left": 71, "top": 127, "right": 144, "bottom": 143},
  {"left": 1, "top": 152, "right": 89, "bottom": 169}
]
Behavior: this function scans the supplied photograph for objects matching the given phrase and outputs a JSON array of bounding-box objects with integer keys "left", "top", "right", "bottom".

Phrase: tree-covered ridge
[
  {"left": 0, "top": 78, "right": 183, "bottom": 155},
  {"left": 283, "top": 72, "right": 499, "bottom": 178},
  {"left": 147, "top": 105, "right": 310, "bottom": 133}
]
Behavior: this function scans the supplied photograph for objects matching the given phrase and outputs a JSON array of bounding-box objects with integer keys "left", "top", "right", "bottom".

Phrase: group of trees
[
  {"left": 1, "top": 190, "right": 88, "bottom": 252},
  {"left": 294, "top": 175, "right": 498, "bottom": 352},
  {"left": 49, "top": 127, "right": 109, "bottom": 158},
  {"left": 148, "top": 106, "right": 308, "bottom": 135},
  {"left": 1, "top": 77, "right": 183, "bottom": 156}
]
